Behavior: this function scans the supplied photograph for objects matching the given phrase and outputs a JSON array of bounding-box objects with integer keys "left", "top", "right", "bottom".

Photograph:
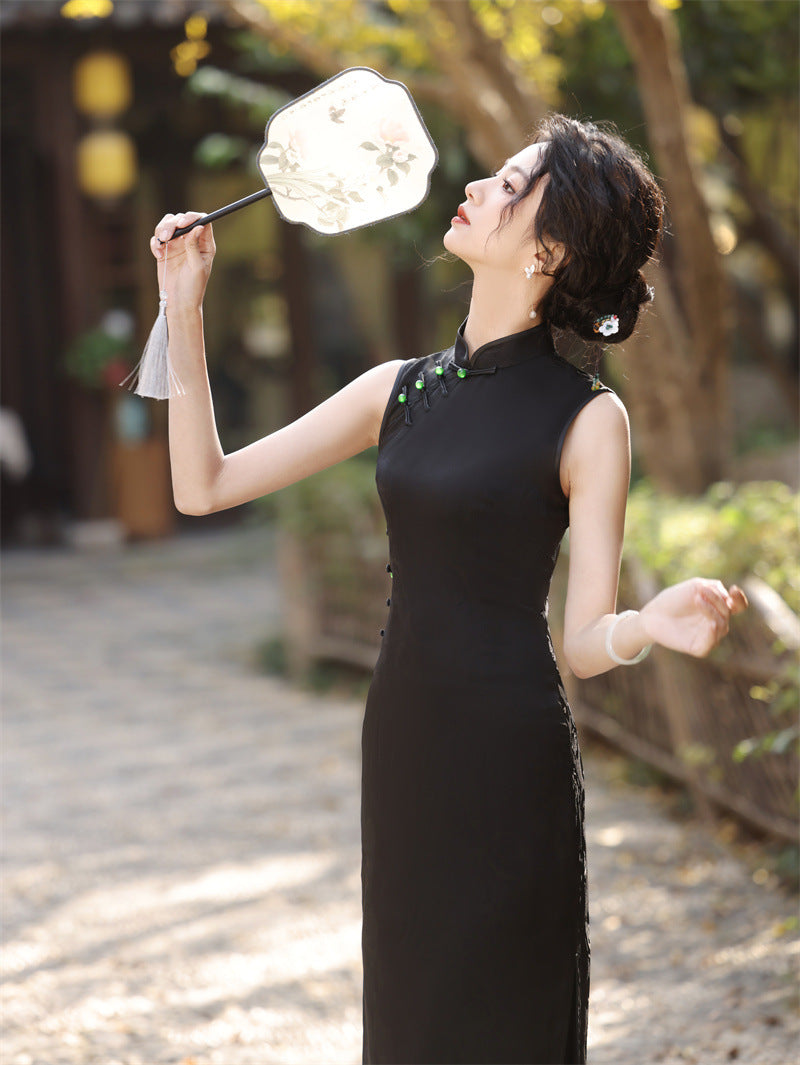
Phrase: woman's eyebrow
[{"left": 493, "top": 162, "right": 528, "bottom": 180}]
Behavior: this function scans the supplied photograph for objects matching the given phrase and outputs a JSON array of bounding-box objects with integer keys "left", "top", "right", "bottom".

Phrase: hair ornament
[{"left": 593, "top": 313, "right": 619, "bottom": 337}]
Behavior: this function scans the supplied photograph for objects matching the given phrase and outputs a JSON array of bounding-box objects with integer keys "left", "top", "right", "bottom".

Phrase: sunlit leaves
[
  {"left": 624, "top": 477, "right": 799, "bottom": 781},
  {"left": 249, "top": 0, "right": 568, "bottom": 103},
  {"left": 624, "top": 479, "right": 799, "bottom": 613},
  {"left": 255, "top": 0, "right": 429, "bottom": 71}
]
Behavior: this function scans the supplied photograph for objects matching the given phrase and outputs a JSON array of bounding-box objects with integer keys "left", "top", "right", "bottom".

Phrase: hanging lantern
[
  {"left": 61, "top": 0, "right": 114, "bottom": 19},
  {"left": 76, "top": 129, "right": 138, "bottom": 200},
  {"left": 73, "top": 51, "right": 132, "bottom": 119}
]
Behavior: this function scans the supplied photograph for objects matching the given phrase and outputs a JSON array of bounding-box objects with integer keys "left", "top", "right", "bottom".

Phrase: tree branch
[{"left": 610, "top": 0, "right": 732, "bottom": 484}]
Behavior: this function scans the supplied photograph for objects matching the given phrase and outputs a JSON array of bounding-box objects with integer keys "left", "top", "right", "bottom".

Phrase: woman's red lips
[{"left": 452, "top": 205, "right": 470, "bottom": 225}]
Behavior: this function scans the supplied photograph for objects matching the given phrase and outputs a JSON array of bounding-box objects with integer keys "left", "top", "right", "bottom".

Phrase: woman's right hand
[
  {"left": 149, "top": 212, "right": 216, "bottom": 312},
  {"left": 639, "top": 577, "right": 748, "bottom": 658}
]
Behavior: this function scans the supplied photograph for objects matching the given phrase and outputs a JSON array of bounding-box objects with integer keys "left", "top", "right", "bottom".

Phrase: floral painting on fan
[{"left": 257, "top": 67, "right": 438, "bottom": 234}]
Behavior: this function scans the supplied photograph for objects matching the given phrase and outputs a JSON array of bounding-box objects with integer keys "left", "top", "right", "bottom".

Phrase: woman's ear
[{"left": 540, "top": 241, "right": 568, "bottom": 272}]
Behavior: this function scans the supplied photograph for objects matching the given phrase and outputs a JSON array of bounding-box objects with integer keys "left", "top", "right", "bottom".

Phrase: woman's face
[{"left": 443, "top": 142, "right": 550, "bottom": 273}]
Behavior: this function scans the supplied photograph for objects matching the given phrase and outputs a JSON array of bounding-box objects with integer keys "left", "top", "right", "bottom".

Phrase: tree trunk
[
  {"left": 392, "top": 262, "right": 426, "bottom": 360},
  {"left": 610, "top": 0, "right": 733, "bottom": 491},
  {"left": 279, "top": 219, "right": 315, "bottom": 417},
  {"left": 425, "top": 0, "right": 546, "bottom": 162},
  {"left": 612, "top": 261, "right": 704, "bottom": 493}
]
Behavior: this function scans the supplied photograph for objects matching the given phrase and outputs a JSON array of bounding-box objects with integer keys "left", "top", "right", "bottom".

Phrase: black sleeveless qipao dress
[{"left": 361, "top": 318, "right": 615, "bottom": 1065}]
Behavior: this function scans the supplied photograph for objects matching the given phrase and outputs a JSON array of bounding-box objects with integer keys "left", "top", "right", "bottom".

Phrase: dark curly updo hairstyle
[{"left": 501, "top": 114, "right": 666, "bottom": 344}]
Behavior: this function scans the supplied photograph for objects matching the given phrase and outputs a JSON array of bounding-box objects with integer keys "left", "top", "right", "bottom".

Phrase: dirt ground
[{"left": 3, "top": 523, "right": 797, "bottom": 1065}]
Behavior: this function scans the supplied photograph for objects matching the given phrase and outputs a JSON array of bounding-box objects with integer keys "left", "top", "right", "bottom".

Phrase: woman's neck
[{"left": 462, "top": 269, "right": 544, "bottom": 359}]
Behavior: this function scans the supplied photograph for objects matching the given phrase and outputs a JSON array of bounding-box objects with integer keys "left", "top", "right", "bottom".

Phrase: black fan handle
[{"left": 157, "top": 187, "right": 273, "bottom": 243}]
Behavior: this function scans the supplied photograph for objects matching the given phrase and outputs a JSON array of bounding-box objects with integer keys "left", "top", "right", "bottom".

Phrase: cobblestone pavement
[{"left": 2, "top": 523, "right": 797, "bottom": 1065}]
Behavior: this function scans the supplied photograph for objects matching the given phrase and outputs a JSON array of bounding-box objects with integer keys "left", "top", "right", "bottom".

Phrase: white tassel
[{"left": 120, "top": 290, "right": 185, "bottom": 400}]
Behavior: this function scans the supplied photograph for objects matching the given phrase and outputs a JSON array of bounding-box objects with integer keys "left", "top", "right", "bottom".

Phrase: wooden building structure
[{"left": 0, "top": 0, "right": 319, "bottom": 544}]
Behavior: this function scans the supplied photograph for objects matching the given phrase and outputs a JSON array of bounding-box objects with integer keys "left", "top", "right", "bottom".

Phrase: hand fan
[{"left": 123, "top": 67, "right": 438, "bottom": 399}]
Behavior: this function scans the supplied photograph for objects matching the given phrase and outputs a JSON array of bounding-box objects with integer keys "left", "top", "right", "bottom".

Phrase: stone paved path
[{"left": 2, "top": 523, "right": 797, "bottom": 1065}]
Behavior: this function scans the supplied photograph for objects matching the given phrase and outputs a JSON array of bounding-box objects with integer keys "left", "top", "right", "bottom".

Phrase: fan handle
[{"left": 157, "top": 187, "right": 273, "bottom": 243}]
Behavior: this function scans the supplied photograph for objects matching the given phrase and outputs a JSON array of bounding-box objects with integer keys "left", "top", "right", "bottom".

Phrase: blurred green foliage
[
  {"left": 625, "top": 477, "right": 799, "bottom": 779},
  {"left": 676, "top": 0, "right": 799, "bottom": 107},
  {"left": 256, "top": 448, "right": 386, "bottom": 618},
  {"left": 731, "top": 655, "right": 799, "bottom": 786},
  {"left": 625, "top": 478, "right": 798, "bottom": 613},
  {"left": 266, "top": 447, "right": 381, "bottom": 539},
  {"left": 63, "top": 327, "right": 130, "bottom": 389}
]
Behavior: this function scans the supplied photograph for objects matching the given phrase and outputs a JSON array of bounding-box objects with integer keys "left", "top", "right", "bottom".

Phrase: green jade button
[
  {"left": 457, "top": 367, "right": 466, "bottom": 378},
  {"left": 397, "top": 392, "right": 406, "bottom": 403},
  {"left": 415, "top": 379, "right": 424, "bottom": 390},
  {"left": 435, "top": 366, "right": 443, "bottom": 375}
]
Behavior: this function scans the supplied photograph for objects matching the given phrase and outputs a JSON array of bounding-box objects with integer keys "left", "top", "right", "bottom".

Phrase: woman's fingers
[
  {"left": 150, "top": 212, "right": 212, "bottom": 261},
  {"left": 149, "top": 213, "right": 215, "bottom": 282},
  {"left": 709, "top": 579, "right": 734, "bottom": 610},
  {"left": 687, "top": 578, "right": 749, "bottom": 654},
  {"left": 154, "top": 211, "right": 207, "bottom": 244},
  {"left": 154, "top": 214, "right": 177, "bottom": 244},
  {"left": 696, "top": 583, "right": 729, "bottom": 634},
  {"left": 729, "top": 584, "right": 749, "bottom": 613}
]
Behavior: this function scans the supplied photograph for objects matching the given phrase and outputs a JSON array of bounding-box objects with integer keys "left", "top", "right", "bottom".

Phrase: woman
[{"left": 152, "top": 113, "right": 748, "bottom": 1065}]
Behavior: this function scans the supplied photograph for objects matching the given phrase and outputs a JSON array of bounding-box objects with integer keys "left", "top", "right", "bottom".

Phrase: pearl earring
[{"left": 525, "top": 261, "right": 539, "bottom": 317}]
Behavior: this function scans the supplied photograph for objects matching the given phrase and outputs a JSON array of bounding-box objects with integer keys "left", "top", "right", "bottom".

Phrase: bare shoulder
[
  {"left": 369, "top": 357, "right": 406, "bottom": 394},
  {"left": 363, "top": 358, "right": 406, "bottom": 446},
  {"left": 560, "top": 390, "right": 629, "bottom": 499}
]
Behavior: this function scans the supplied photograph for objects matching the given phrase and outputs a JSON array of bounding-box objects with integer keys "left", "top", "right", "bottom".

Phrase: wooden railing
[{"left": 549, "top": 556, "right": 799, "bottom": 843}]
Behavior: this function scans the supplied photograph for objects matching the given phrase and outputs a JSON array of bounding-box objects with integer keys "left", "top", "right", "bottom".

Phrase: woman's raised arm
[{"left": 151, "top": 211, "right": 402, "bottom": 515}]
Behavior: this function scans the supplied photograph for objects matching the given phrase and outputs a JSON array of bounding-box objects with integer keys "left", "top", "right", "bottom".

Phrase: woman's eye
[{"left": 502, "top": 179, "right": 515, "bottom": 193}]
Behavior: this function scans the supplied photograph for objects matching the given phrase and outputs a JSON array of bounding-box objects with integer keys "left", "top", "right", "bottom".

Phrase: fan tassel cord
[{"left": 119, "top": 241, "right": 186, "bottom": 400}]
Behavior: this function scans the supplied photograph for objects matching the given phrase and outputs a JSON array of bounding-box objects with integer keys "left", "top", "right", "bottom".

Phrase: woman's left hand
[{"left": 639, "top": 578, "right": 749, "bottom": 659}]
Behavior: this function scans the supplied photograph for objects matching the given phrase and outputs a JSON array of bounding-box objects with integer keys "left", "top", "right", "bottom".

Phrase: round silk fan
[{"left": 124, "top": 67, "right": 438, "bottom": 399}]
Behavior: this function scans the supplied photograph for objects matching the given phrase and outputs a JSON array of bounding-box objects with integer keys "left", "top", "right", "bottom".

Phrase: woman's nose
[{"left": 465, "top": 179, "right": 480, "bottom": 202}]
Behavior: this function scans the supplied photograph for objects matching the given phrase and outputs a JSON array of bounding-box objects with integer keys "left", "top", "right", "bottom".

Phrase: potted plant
[
  {"left": 63, "top": 309, "right": 135, "bottom": 391},
  {"left": 63, "top": 310, "right": 173, "bottom": 541}
]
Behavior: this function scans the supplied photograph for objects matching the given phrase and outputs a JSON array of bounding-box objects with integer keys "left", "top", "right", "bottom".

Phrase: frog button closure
[
  {"left": 434, "top": 360, "right": 449, "bottom": 395},
  {"left": 415, "top": 370, "right": 431, "bottom": 410},
  {"left": 395, "top": 352, "right": 498, "bottom": 432},
  {"left": 456, "top": 363, "right": 497, "bottom": 379},
  {"left": 396, "top": 383, "right": 412, "bottom": 424}
]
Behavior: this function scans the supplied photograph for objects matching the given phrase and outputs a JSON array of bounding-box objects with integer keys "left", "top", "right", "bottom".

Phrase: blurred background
[
  {"left": 2, "top": 2, "right": 798, "bottom": 1061},
  {"left": 1, "top": 0, "right": 797, "bottom": 545}
]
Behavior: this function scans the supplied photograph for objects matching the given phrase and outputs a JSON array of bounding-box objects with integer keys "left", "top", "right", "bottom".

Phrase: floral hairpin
[{"left": 593, "top": 313, "right": 619, "bottom": 337}]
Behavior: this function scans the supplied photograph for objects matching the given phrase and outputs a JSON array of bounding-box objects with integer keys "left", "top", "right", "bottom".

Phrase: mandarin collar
[{"left": 452, "top": 317, "right": 555, "bottom": 370}]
